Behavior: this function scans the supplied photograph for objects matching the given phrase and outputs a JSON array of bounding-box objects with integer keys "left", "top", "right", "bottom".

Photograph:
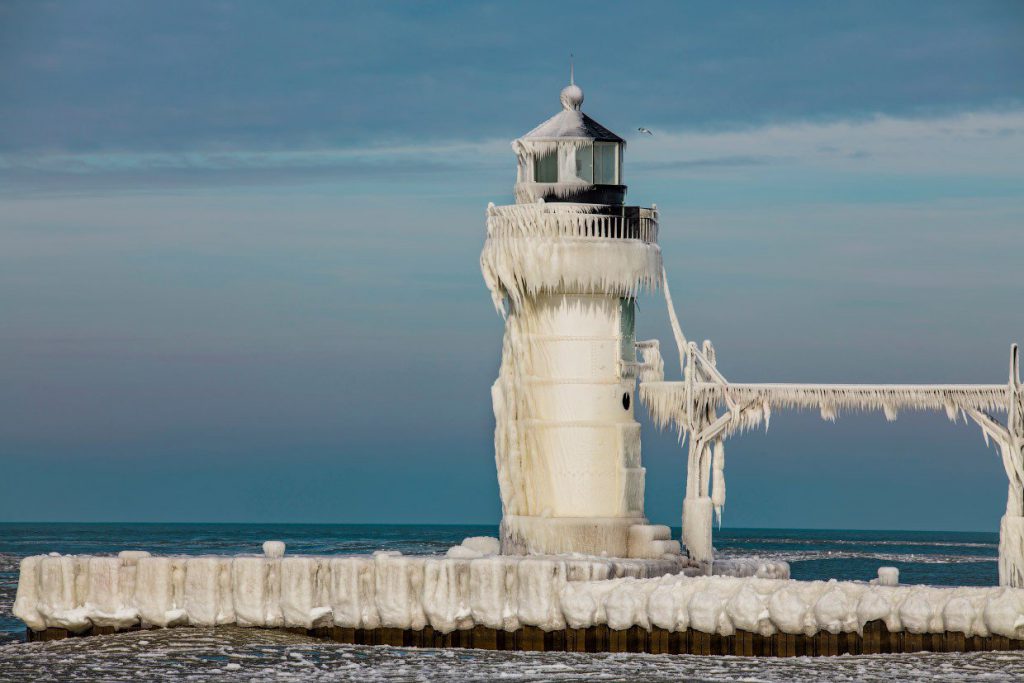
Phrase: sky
[{"left": 0, "top": 1, "right": 1022, "bottom": 531}]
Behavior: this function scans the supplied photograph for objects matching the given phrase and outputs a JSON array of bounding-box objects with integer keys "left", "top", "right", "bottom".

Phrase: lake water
[{"left": 1, "top": 523, "right": 1020, "bottom": 681}]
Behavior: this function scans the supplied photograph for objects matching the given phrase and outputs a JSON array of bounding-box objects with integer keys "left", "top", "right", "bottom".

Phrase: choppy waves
[
  {"left": 721, "top": 547, "right": 996, "bottom": 565},
  {"left": 2, "top": 628, "right": 1024, "bottom": 682},
  {"left": 724, "top": 537, "right": 998, "bottom": 550}
]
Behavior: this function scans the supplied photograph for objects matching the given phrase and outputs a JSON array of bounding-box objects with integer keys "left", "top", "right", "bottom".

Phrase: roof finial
[{"left": 560, "top": 55, "right": 583, "bottom": 111}]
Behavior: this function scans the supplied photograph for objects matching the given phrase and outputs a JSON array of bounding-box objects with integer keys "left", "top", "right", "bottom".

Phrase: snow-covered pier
[
  {"left": 15, "top": 542, "right": 1024, "bottom": 656},
  {"left": 12, "top": 540, "right": 773, "bottom": 639}
]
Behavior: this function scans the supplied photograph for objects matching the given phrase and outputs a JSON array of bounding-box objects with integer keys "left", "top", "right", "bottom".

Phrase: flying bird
[{"left": 637, "top": 127, "right": 653, "bottom": 136}]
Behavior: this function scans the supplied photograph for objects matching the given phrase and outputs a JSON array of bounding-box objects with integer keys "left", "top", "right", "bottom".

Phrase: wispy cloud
[
  {"left": 0, "top": 140, "right": 510, "bottom": 194},
  {"left": 627, "top": 109, "right": 1024, "bottom": 177},
  {"left": 3, "top": 109, "right": 1021, "bottom": 195}
]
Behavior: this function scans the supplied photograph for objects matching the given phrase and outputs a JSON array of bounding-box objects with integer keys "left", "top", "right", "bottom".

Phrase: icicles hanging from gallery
[{"left": 481, "top": 202, "right": 662, "bottom": 314}]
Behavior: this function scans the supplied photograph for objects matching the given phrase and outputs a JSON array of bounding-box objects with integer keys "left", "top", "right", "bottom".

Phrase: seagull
[{"left": 637, "top": 127, "right": 653, "bottom": 136}]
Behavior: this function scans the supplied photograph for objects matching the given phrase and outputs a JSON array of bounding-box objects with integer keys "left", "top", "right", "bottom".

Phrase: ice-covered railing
[
  {"left": 486, "top": 202, "right": 658, "bottom": 244},
  {"left": 480, "top": 202, "right": 662, "bottom": 312},
  {"left": 620, "top": 340, "right": 665, "bottom": 382},
  {"left": 641, "top": 382, "right": 1010, "bottom": 431}
]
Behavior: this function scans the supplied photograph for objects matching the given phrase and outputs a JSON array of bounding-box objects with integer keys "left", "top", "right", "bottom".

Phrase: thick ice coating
[
  {"left": 481, "top": 201, "right": 667, "bottom": 557},
  {"left": 262, "top": 541, "right": 286, "bottom": 558},
  {"left": 877, "top": 567, "right": 900, "bottom": 586},
  {"left": 16, "top": 550, "right": 1024, "bottom": 640},
  {"left": 13, "top": 552, "right": 770, "bottom": 634}
]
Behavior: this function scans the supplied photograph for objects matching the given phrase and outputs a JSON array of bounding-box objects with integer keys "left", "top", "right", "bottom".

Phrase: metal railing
[{"left": 486, "top": 204, "right": 659, "bottom": 244}]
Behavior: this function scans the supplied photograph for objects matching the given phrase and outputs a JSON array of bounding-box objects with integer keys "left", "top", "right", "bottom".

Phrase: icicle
[
  {"left": 820, "top": 402, "right": 837, "bottom": 422},
  {"left": 883, "top": 403, "right": 898, "bottom": 422},
  {"left": 945, "top": 401, "right": 959, "bottom": 423},
  {"left": 762, "top": 399, "right": 771, "bottom": 432},
  {"left": 711, "top": 441, "right": 726, "bottom": 527},
  {"left": 643, "top": 381, "right": 1009, "bottom": 427},
  {"left": 481, "top": 203, "right": 662, "bottom": 311},
  {"left": 703, "top": 340, "right": 716, "bottom": 366},
  {"left": 637, "top": 341, "right": 665, "bottom": 384}
]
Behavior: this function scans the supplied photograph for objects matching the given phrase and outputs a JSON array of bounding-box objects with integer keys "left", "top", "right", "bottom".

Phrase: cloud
[
  {"left": 2, "top": 108, "right": 1022, "bottom": 195},
  {"left": 633, "top": 155, "right": 779, "bottom": 170},
  {"left": 0, "top": 140, "right": 510, "bottom": 194},
  {"left": 626, "top": 109, "right": 1024, "bottom": 177}
]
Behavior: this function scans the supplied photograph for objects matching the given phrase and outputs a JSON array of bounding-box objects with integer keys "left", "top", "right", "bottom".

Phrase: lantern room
[{"left": 512, "top": 78, "right": 626, "bottom": 206}]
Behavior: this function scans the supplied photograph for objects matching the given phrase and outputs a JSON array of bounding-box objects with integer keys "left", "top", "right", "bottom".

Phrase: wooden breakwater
[{"left": 26, "top": 621, "right": 1024, "bottom": 656}]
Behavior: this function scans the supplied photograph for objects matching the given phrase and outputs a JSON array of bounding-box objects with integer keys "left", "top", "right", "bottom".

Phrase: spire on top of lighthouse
[{"left": 560, "top": 57, "right": 583, "bottom": 111}]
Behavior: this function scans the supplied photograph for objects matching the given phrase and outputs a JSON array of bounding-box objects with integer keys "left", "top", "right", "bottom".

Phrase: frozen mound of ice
[
  {"left": 712, "top": 558, "right": 790, "bottom": 580},
  {"left": 877, "top": 567, "right": 900, "bottom": 586},
  {"left": 568, "top": 573, "right": 1024, "bottom": 639},
  {"left": 262, "top": 541, "right": 286, "bottom": 558},
  {"left": 446, "top": 537, "right": 502, "bottom": 559},
  {"left": 627, "top": 524, "right": 682, "bottom": 559}
]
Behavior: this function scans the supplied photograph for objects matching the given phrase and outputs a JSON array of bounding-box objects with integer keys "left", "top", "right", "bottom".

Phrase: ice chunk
[
  {"left": 118, "top": 551, "right": 151, "bottom": 560},
  {"left": 469, "top": 556, "right": 519, "bottom": 631},
  {"left": 461, "top": 537, "right": 501, "bottom": 555},
  {"left": 136, "top": 557, "right": 179, "bottom": 628},
  {"left": 374, "top": 553, "right": 426, "bottom": 630},
  {"left": 877, "top": 566, "right": 899, "bottom": 586},
  {"left": 727, "top": 584, "right": 770, "bottom": 634},
  {"left": 768, "top": 584, "right": 806, "bottom": 635},
  {"left": 422, "top": 558, "right": 473, "bottom": 633},
  {"left": 184, "top": 557, "right": 223, "bottom": 626},
  {"left": 262, "top": 541, "right": 286, "bottom": 558},
  {"left": 232, "top": 556, "right": 270, "bottom": 627},
  {"left": 328, "top": 556, "right": 378, "bottom": 629},
  {"left": 12, "top": 556, "right": 45, "bottom": 632}
]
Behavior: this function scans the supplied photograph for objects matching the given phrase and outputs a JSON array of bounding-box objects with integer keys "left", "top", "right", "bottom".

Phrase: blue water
[{"left": 0, "top": 523, "right": 1012, "bottom": 681}]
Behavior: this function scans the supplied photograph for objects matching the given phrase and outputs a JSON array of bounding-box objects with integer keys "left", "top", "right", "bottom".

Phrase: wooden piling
[
  {"left": 24, "top": 623, "right": 1024, "bottom": 655},
  {"left": 520, "top": 625, "right": 544, "bottom": 651}
]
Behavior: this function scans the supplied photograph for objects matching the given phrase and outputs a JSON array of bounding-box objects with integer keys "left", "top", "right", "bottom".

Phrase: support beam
[{"left": 651, "top": 266, "right": 1023, "bottom": 580}]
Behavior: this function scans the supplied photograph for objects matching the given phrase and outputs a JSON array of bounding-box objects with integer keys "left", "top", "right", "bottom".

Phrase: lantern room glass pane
[
  {"left": 595, "top": 142, "right": 619, "bottom": 184},
  {"left": 574, "top": 144, "right": 594, "bottom": 183},
  {"left": 534, "top": 150, "right": 558, "bottom": 182},
  {"left": 619, "top": 297, "right": 636, "bottom": 362}
]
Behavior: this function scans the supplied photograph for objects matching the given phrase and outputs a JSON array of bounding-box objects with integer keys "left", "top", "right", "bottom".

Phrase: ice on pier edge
[
  {"left": 11, "top": 76, "right": 1024, "bottom": 644},
  {"left": 15, "top": 549, "right": 1024, "bottom": 639}
]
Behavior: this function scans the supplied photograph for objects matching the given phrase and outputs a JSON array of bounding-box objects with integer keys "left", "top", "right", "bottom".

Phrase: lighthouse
[{"left": 481, "top": 77, "right": 677, "bottom": 558}]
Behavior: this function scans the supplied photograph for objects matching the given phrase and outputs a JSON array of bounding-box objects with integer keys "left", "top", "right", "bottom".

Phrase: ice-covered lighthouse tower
[{"left": 481, "top": 76, "right": 675, "bottom": 558}]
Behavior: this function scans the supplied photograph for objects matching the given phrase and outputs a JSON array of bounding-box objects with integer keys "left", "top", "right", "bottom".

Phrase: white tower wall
[
  {"left": 497, "top": 291, "right": 646, "bottom": 556},
  {"left": 519, "top": 292, "right": 644, "bottom": 519},
  {"left": 482, "top": 204, "right": 664, "bottom": 557}
]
